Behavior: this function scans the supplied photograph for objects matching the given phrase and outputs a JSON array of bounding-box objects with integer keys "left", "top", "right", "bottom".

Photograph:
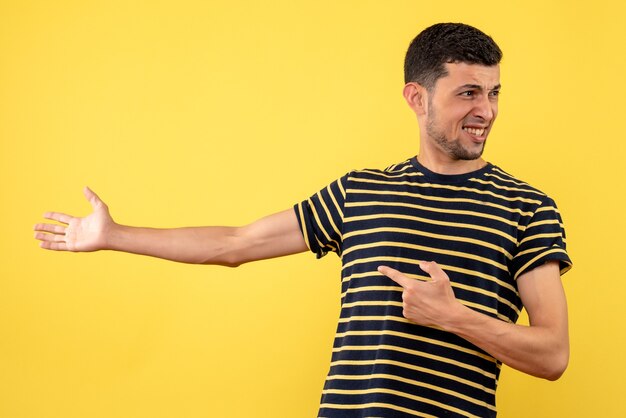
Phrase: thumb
[
  {"left": 419, "top": 261, "right": 449, "bottom": 282},
  {"left": 83, "top": 186, "right": 106, "bottom": 211}
]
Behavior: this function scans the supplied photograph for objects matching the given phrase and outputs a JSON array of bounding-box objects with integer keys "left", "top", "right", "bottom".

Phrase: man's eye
[
  {"left": 490, "top": 90, "right": 501, "bottom": 97},
  {"left": 461, "top": 91, "right": 474, "bottom": 96}
]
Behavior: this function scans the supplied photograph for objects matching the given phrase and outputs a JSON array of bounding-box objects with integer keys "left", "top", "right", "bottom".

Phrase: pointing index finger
[{"left": 378, "top": 265, "right": 414, "bottom": 288}]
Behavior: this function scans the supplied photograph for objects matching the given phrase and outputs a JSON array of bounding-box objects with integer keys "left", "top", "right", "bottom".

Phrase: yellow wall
[{"left": 1, "top": 1, "right": 624, "bottom": 416}]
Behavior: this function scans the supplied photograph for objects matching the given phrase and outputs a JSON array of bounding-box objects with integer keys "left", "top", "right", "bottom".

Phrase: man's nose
[{"left": 473, "top": 94, "right": 495, "bottom": 121}]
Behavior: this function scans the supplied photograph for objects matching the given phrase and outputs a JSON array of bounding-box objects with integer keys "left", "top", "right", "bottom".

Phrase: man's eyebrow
[
  {"left": 455, "top": 83, "right": 502, "bottom": 92},
  {"left": 457, "top": 84, "right": 482, "bottom": 91}
]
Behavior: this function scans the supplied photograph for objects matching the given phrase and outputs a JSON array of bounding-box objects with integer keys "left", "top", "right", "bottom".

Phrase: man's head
[
  {"left": 404, "top": 23, "right": 502, "bottom": 91},
  {"left": 403, "top": 24, "right": 503, "bottom": 168}
]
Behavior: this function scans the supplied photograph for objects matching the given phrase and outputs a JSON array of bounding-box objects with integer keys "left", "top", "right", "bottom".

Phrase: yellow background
[{"left": 1, "top": 0, "right": 624, "bottom": 417}]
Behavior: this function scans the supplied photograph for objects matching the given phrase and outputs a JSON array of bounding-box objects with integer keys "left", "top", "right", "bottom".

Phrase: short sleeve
[
  {"left": 293, "top": 174, "right": 348, "bottom": 258},
  {"left": 511, "top": 196, "right": 572, "bottom": 280}
]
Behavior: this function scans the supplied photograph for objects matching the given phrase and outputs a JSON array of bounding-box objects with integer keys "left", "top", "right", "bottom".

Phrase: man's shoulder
[
  {"left": 485, "top": 164, "right": 554, "bottom": 202},
  {"left": 347, "top": 158, "right": 417, "bottom": 178}
]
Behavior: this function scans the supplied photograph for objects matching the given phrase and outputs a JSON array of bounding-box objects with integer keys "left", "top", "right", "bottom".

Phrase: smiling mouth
[{"left": 463, "top": 126, "right": 486, "bottom": 137}]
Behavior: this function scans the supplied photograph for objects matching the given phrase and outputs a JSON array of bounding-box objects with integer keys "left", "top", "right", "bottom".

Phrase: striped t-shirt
[{"left": 294, "top": 157, "right": 572, "bottom": 418}]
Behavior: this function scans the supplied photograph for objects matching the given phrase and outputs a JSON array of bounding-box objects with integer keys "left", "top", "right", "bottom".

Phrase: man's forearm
[
  {"left": 445, "top": 261, "right": 569, "bottom": 380},
  {"left": 106, "top": 224, "right": 244, "bottom": 266},
  {"left": 443, "top": 304, "right": 569, "bottom": 380}
]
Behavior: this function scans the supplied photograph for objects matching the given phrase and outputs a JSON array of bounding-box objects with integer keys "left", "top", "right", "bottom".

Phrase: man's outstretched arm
[
  {"left": 378, "top": 260, "right": 569, "bottom": 380},
  {"left": 34, "top": 187, "right": 308, "bottom": 266}
]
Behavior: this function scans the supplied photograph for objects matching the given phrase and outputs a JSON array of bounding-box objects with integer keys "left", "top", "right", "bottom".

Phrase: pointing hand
[{"left": 378, "top": 261, "right": 462, "bottom": 328}]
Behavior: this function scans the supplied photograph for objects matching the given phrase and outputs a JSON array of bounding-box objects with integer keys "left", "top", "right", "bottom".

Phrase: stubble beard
[{"left": 425, "top": 107, "right": 486, "bottom": 161}]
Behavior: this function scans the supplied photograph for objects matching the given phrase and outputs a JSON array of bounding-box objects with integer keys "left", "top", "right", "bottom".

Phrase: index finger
[
  {"left": 377, "top": 265, "right": 415, "bottom": 288},
  {"left": 42, "top": 212, "right": 73, "bottom": 224}
]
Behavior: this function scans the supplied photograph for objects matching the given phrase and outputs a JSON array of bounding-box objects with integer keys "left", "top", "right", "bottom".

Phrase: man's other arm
[
  {"left": 379, "top": 260, "right": 569, "bottom": 380},
  {"left": 34, "top": 187, "right": 308, "bottom": 266}
]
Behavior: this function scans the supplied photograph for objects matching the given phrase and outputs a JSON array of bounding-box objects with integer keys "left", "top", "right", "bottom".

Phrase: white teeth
[{"left": 463, "top": 127, "right": 485, "bottom": 136}]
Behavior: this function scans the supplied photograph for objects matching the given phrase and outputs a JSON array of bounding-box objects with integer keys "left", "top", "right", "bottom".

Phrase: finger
[
  {"left": 33, "top": 223, "right": 66, "bottom": 234},
  {"left": 377, "top": 265, "right": 414, "bottom": 288},
  {"left": 34, "top": 231, "right": 66, "bottom": 243},
  {"left": 39, "top": 240, "right": 69, "bottom": 251},
  {"left": 83, "top": 186, "right": 105, "bottom": 210},
  {"left": 42, "top": 211, "right": 73, "bottom": 224},
  {"left": 418, "top": 261, "right": 450, "bottom": 282}
]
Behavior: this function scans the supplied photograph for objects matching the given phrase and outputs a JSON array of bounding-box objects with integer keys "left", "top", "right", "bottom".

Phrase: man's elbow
[
  {"left": 199, "top": 228, "right": 249, "bottom": 267},
  {"left": 201, "top": 253, "right": 246, "bottom": 268},
  {"left": 543, "top": 366, "right": 566, "bottom": 381},
  {"left": 541, "top": 350, "right": 569, "bottom": 381}
]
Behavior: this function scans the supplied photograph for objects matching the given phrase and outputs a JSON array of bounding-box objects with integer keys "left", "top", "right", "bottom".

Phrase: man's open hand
[
  {"left": 34, "top": 187, "right": 114, "bottom": 252},
  {"left": 378, "top": 261, "right": 462, "bottom": 328}
]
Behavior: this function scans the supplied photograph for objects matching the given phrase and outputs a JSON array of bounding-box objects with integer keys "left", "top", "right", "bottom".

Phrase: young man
[{"left": 35, "top": 23, "right": 571, "bottom": 417}]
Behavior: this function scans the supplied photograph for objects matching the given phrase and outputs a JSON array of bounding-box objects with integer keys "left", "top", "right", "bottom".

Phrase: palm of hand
[
  {"left": 34, "top": 187, "right": 113, "bottom": 252},
  {"left": 64, "top": 210, "right": 109, "bottom": 252}
]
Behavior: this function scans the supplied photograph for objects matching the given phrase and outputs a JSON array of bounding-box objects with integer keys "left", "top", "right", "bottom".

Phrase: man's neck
[{"left": 416, "top": 153, "right": 487, "bottom": 175}]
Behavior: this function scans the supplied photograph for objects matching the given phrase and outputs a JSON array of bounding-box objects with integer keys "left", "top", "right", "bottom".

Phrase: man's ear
[{"left": 403, "top": 82, "right": 428, "bottom": 116}]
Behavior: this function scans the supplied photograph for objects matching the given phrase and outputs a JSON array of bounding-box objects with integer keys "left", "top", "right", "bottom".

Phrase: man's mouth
[{"left": 462, "top": 126, "right": 486, "bottom": 137}]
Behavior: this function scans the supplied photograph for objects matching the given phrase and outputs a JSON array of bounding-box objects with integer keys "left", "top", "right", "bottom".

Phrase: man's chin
[
  {"left": 454, "top": 144, "right": 485, "bottom": 161},
  {"left": 458, "top": 152, "right": 484, "bottom": 161}
]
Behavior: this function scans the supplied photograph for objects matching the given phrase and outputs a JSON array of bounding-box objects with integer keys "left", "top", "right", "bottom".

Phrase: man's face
[{"left": 424, "top": 62, "right": 500, "bottom": 161}]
